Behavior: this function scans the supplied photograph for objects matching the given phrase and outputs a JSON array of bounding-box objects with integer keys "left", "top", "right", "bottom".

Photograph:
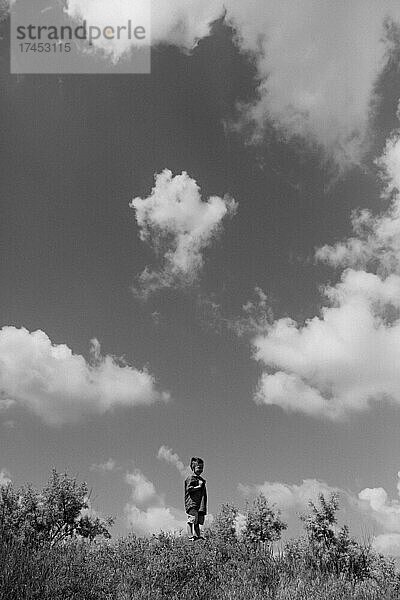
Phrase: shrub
[
  {"left": 295, "top": 493, "right": 377, "bottom": 580},
  {"left": 242, "top": 493, "right": 287, "bottom": 549},
  {"left": 0, "top": 468, "right": 113, "bottom": 548},
  {"left": 212, "top": 502, "right": 239, "bottom": 544},
  {"left": 2, "top": 476, "right": 400, "bottom": 599}
]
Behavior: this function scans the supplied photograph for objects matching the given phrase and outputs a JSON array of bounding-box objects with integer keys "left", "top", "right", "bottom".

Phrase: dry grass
[{"left": 1, "top": 532, "right": 399, "bottom": 600}]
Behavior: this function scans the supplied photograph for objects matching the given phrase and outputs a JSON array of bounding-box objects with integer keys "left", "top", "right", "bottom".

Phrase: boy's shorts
[{"left": 186, "top": 508, "right": 205, "bottom": 525}]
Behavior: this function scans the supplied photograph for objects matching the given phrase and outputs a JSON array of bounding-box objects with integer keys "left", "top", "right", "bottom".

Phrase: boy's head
[{"left": 190, "top": 457, "right": 204, "bottom": 476}]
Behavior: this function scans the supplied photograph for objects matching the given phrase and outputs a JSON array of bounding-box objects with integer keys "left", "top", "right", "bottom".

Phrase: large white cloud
[
  {"left": 225, "top": 0, "right": 400, "bottom": 167},
  {"left": 254, "top": 133, "right": 400, "bottom": 420},
  {"left": 254, "top": 269, "right": 400, "bottom": 419},
  {"left": 0, "top": 326, "right": 167, "bottom": 425},
  {"left": 239, "top": 478, "right": 338, "bottom": 513},
  {"left": 124, "top": 467, "right": 186, "bottom": 536},
  {"left": 130, "top": 169, "right": 237, "bottom": 297},
  {"left": 65, "top": 0, "right": 400, "bottom": 166}
]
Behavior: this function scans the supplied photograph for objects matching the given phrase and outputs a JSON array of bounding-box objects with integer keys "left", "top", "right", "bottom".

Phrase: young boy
[{"left": 184, "top": 457, "right": 207, "bottom": 540}]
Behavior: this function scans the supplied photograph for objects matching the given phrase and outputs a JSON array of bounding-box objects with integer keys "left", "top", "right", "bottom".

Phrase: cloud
[
  {"left": 254, "top": 269, "right": 400, "bottom": 419},
  {"left": 0, "top": 469, "right": 11, "bottom": 487},
  {"left": 157, "top": 446, "right": 189, "bottom": 478},
  {"left": 238, "top": 472, "right": 400, "bottom": 554},
  {"left": 225, "top": 0, "right": 400, "bottom": 168},
  {"left": 66, "top": 0, "right": 223, "bottom": 55},
  {"left": 90, "top": 458, "right": 117, "bottom": 473},
  {"left": 358, "top": 472, "right": 400, "bottom": 534},
  {"left": 239, "top": 478, "right": 338, "bottom": 513},
  {"left": 196, "top": 287, "right": 273, "bottom": 336},
  {"left": 231, "top": 287, "right": 273, "bottom": 337},
  {"left": 66, "top": 0, "right": 400, "bottom": 166},
  {"left": 126, "top": 505, "right": 187, "bottom": 537},
  {"left": 357, "top": 471, "right": 400, "bottom": 555},
  {"left": 236, "top": 477, "right": 346, "bottom": 541},
  {"left": 130, "top": 170, "right": 237, "bottom": 297},
  {"left": 0, "top": 326, "right": 168, "bottom": 426},
  {"left": 317, "top": 134, "right": 400, "bottom": 272},
  {"left": 253, "top": 133, "right": 400, "bottom": 420},
  {"left": 124, "top": 467, "right": 186, "bottom": 536},
  {"left": 373, "top": 534, "right": 400, "bottom": 556},
  {"left": 125, "top": 470, "right": 157, "bottom": 505},
  {"left": 65, "top": 0, "right": 150, "bottom": 61}
]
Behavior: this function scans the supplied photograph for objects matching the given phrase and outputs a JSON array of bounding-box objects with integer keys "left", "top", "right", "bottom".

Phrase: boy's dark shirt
[{"left": 184, "top": 474, "right": 207, "bottom": 513}]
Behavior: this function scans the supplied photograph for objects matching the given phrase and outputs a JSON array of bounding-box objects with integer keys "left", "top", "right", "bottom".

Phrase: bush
[
  {"left": 2, "top": 476, "right": 400, "bottom": 599},
  {"left": 242, "top": 493, "right": 287, "bottom": 549},
  {"left": 0, "top": 469, "right": 113, "bottom": 548},
  {"left": 212, "top": 502, "right": 239, "bottom": 544},
  {"left": 288, "top": 493, "right": 387, "bottom": 581}
]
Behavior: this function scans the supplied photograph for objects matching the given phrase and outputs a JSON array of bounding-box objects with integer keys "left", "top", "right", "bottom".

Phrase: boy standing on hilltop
[{"left": 184, "top": 457, "right": 207, "bottom": 540}]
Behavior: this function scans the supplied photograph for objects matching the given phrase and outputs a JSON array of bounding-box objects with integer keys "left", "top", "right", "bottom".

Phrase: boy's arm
[
  {"left": 187, "top": 476, "right": 205, "bottom": 491},
  {"left": 191, "top": 481, "right": 204, "bottom": 490}
]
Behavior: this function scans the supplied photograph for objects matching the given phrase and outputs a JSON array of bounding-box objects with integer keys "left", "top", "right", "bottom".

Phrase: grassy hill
[
  {"left": 1, "top": 531, "right": 400, "bottom": 600},
  {"left": 1, "top": 471, "right": 399, "bottom": 599}
]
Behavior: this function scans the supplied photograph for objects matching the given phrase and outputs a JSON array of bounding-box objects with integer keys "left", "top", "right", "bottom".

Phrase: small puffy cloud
[
  {"left": 125, "top": 470, "right": 157, "bottom": 506},
  {"left": 0, "top": 469, "right": 11, "bottom": 487},
  {"left": 358, "top": 472, "right": 400, "bottom": 533},
  {"left": 0, "top": 326, "right": 167, "bottom": 426},
  {"left": 253, "top": 134, "right": 400, "bottom": 420},
  {"left": 90, "top": 458, "right": 117, "bottom": 473},
  {"left": 231, "top": 287, "right": 273, "bottom": 337},
  {"left": 239, "top": 479, "right": 338, "bottom": 513},
  {"left": 357, "top": 471, "right": 400, "bottom": 555},
  {"left": 157, "top": 446, "right": 189, "bottom": 478},
  {"left": 130, "top": 170, "right": 237, "bottom": 297},
  {"left": 124, "top": 467, "right": 186, "bottom": 536}
]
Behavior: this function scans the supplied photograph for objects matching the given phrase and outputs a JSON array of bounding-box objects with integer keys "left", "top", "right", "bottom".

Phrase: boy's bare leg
[{"left": 187, "top": 522, "right": 194, "bottom": 538}]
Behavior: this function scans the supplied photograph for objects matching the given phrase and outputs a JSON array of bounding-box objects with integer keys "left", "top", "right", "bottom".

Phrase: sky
[{"left": 3, "top": 0, "right": 400, "bottom": 554}]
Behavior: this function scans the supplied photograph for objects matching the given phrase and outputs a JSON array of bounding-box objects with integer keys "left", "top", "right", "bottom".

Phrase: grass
[{"left": 1, "top": 532, "right": 400, "bottom": 600}]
